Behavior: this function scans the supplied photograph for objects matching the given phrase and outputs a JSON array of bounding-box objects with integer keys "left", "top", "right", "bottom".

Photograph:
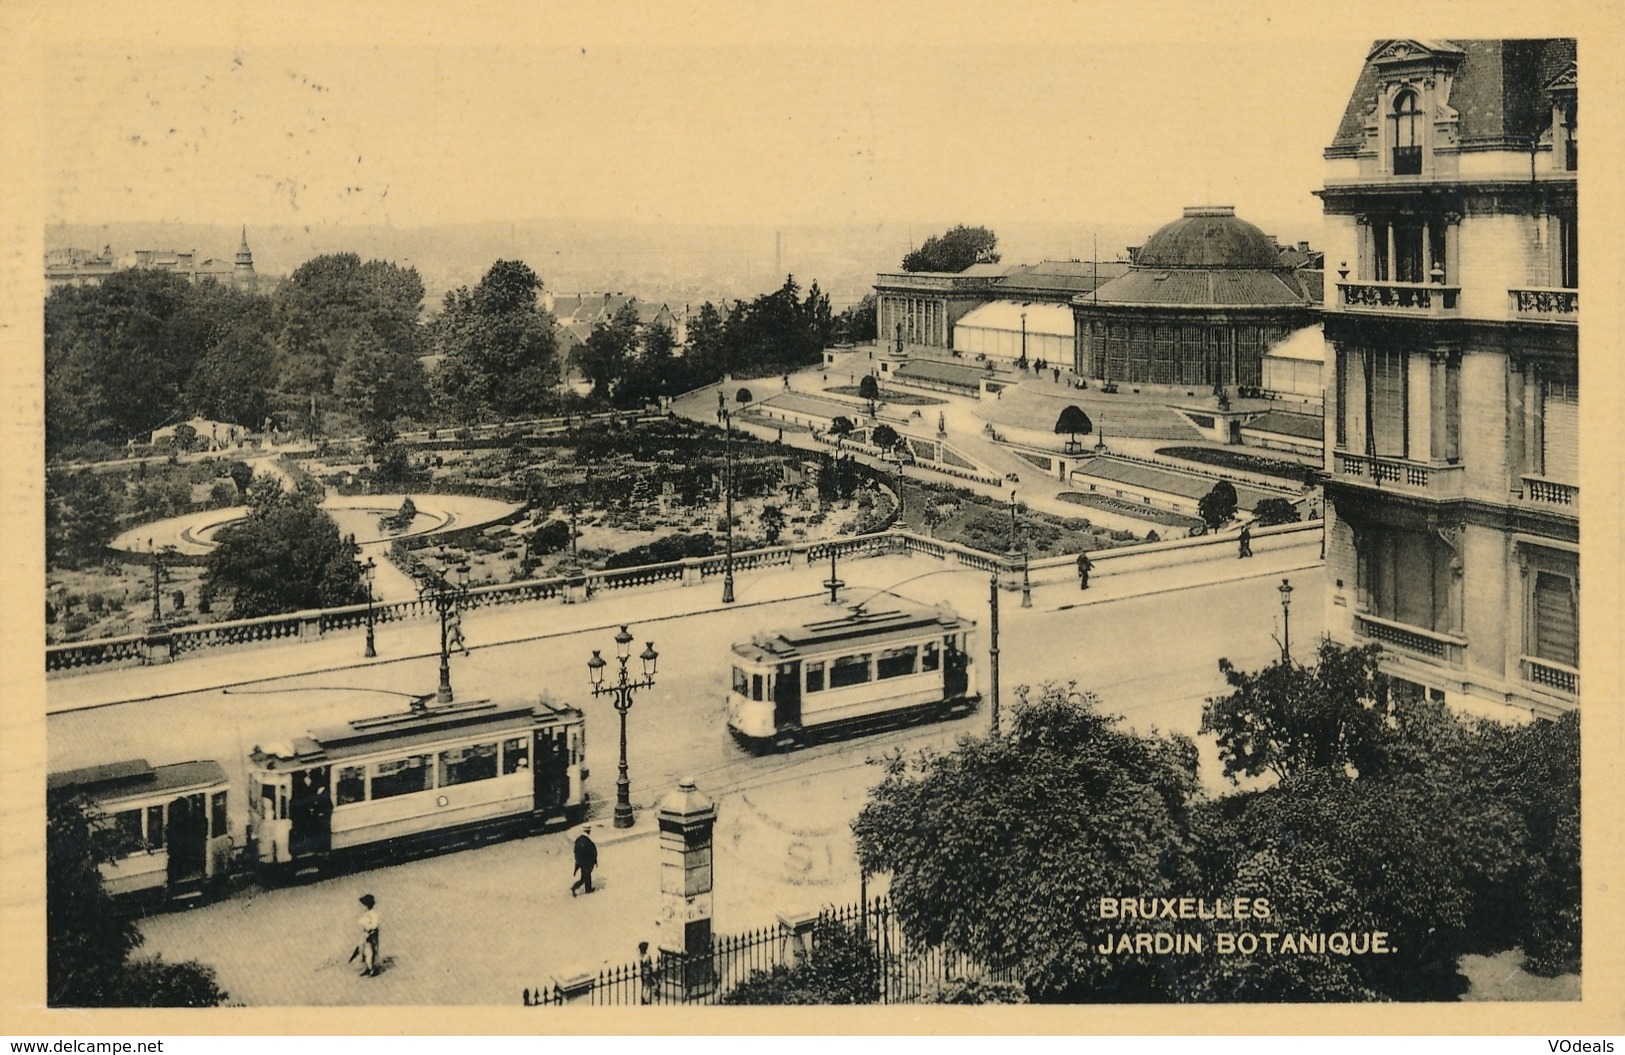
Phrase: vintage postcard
[{"left": 2, "top": 0, "right": 1620, "bottom": 1038}]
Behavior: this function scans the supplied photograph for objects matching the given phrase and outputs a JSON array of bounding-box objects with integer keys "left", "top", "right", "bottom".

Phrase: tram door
[
  {"left": 773, "top": 662, "right": 802, "bottom": 728},
  {"left": 944, "top": 635, "right": 970, "bottom": 698},
  {"left": 166, "top": 793, "right": 208, "bottom": 886},
  {"left": 287, "top": 766, "right": 333, "bottom": 858},
  {"left": 534, "top": 728, "right": 569, "bottom": 815}
]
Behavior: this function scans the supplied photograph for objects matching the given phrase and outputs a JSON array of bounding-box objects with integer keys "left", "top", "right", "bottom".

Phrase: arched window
[{"left": 1390, "top": 89, "right": 1423, "bottom": 174}]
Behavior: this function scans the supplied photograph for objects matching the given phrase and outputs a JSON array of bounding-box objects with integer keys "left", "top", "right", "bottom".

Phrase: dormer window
[
  {"left": 1559, "top": 102, "right": 1577, "bottom": 171},
  {"left": 1391, "top": 90, "right": 1424, "bottom": 174}
]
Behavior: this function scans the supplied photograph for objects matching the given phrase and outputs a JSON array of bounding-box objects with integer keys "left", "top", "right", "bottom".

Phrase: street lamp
[
  {"left": 432, "top": 553, "right": 471, "bottom": 704},
  {"left": 1278, "top": 577, "right": 1294, "bottom": 663},
  {"left": 722, "top": 410, "right": 735, "bottom": 605},
  {"left": 587, "top": 624, "right": 659, "bottom": 829},
  {"left": 148, "top": 539, "right": 163, "bottom": 627},
  {"left": 363, "top": 557, "right": 377, "bottom": 658},
  {"left": 1019, "top": 310, "right": 1028, "bottom": 370},
  {"left": 1008, "top": 489, "right": 1019, "bottom": 552},
  {"left": 824, "top": 546, "right": 844, "bottom": 604}
]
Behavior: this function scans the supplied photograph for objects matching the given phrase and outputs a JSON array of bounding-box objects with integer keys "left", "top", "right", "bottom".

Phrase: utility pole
[
  {"left": 988, "top": 571, "right": 1001, "bottom": 736},
  {"left": 722, "top": 411, "right": 735, "bottom": 604}
]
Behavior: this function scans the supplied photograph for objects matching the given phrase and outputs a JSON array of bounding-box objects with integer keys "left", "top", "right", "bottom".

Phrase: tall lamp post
[
  {"left": 721, "top": 410, "right": 735, "bottom": 604},
  {"left": 362, "top": 557, "right": 377, "bottom": 658},
  {"left": 148, "top": 539, "right": 164, "bottom": 627},
  {"left": 587, "top": 625, "right": 659, "bottom": 829},
  {"left": 431, "top": 554, "right": 471, "bottom": 704},
  {"left": 1278, "top": 577, "right": 1294, "bottom": 664}
]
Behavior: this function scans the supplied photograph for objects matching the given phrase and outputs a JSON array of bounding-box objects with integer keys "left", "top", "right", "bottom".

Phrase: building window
[
  {"left": 1531, "top": 569, "right": 1578, "bottom": 668},
  {"left": 1335, "top": 350, "right": 1349, "bottom": 448},
  {"left": 1369, "top": 219, "right": 1445, "bottom": 284},
  {"left": 1390, "top": 89, "right": 1423, "bottom": 174},
  {"left": 1558, "top": 214, "right": 1578, "bottom": 288},
  {"left": 1542, "top": 378, "right": 1578, "bottom": 482},
  {"left": 1559, "top": 103, "right": 1577, "bottom": 171},
  {"left": 1359, "top": 524, "right": 1455, "bottom": 633},
  {"left": 1367, "top": 348, "right": 1407, "bottom": 457}
]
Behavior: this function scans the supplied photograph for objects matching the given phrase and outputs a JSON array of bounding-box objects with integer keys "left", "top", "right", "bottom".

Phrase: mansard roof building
[{"left": 1317, "top": 39, "right": 1578, "bottom": 719}]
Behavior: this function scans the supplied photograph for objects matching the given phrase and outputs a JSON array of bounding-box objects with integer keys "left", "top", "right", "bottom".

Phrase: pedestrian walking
[
  {"left": 639, "top": 941, "right": 657, "bottom": 1004},
  {"left": 1076, "top": 551, "right": 1093, "bottom": 590},
  {"left": 1238, "top": 523, "right": 1253, "bottom": 559},
  {"left": 354, "top": 894, "right": 381, "bottom": 976},
  {"left": 571, "top": 826, "right": 598, "bottom": 896}
]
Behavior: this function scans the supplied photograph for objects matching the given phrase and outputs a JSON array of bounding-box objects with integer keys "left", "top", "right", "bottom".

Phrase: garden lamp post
[
  {"left": 824, "top": 547, "right": 844, "bottom": 604},
  {"left": 588, "top": 625, "right": 659, "bottom": 829},
  {"left": 1278, "top": 577, "right": 1294, "bottom": 664},
  {"left": 363, "top": 556, "right": 377, "bottom": 658},
  {"left": 149, "top": 539, "right": 162, "bottom": 625},
  {"left": 1021, "top": 544, "right": 1032, "bottom": 609},
  {"left": 1008, "top": 489, "right": 1019, "bottom": 552},
  {"left": 722, "top": 410, "right": 735, "bottom": 604}
]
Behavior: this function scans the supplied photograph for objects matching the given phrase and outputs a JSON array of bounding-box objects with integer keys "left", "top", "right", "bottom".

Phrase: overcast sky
[{"left": 24, "top": 2, "right": 1600, "bottom": 236}]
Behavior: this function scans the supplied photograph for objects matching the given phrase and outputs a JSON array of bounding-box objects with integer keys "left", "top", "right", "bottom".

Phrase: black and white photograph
[{"left": 4, "top": 1, "right": 1620, "bottom": 1037}]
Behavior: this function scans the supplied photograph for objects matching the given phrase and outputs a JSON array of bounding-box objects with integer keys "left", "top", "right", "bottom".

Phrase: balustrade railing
[
  {"left": 1333, "top": 452, "right": 1463, "bottom": 497},
  {"left": 1519, "top": 475, "right": 1578, "bottom": 507},
  {"left": 46, "top": 634, "right": 148, "bottom": 673},
  {"left": 1354, "top": 612, "right": 1465, "bottom": 666},
  {"left": 1509, "top": 287, "right": 1578, "bottom": 321},
  {"left": 1338, "top": 281, "right": 1459, "bottom": 315},
  {"left": 1521, "top": 656, "right": 1579, "bottom": 697}
]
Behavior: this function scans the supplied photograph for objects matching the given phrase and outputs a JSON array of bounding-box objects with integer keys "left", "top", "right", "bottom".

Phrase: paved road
[{"left": 57, "top": 565, "right": 1325, "bottom": 1004}]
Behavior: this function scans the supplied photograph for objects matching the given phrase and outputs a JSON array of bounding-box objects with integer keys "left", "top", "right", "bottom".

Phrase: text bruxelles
[{"left": 1098, "top": 897, "right": 1271, "bottom": 921}]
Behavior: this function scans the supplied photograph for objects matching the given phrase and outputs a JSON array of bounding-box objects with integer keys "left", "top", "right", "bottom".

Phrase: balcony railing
[
  {"left": 1518, "top": 474, "right": 1578, "bottom": 508},
  {"left": 1338, "top": 281, "right": 1459, "bottom": 316},
  {"left": 1354, "top": 612, "right": 1466, "bottom": 666},
  {"left": 1392, "top": 145, "right": 1423, "bottom": 175},
  {"left": 1334, "top": 451, "right": 1465, "bottom": 498},
  {"left": 1521, "top": 656, "right": 1579, "bottom": 697},
  {"left": 1509, "top": 287, "right": 1578, "bottom": 322}
]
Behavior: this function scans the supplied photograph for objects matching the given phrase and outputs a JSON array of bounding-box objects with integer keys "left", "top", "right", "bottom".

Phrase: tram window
[
  {"left": 440, "top": 743, "right": 499, "bottom": 787},
  {"left": 211, "top": 792, "right": 228, "bottom": 837},
  {"left": 112, "top": 809, "right": 143, "bottom": 855},
  {"left": 732, "top": 667, "right": 749, "bottom": 696},
  {"left": 502, "top": 737, "right": 530, "bottom": 774},
  {"left": 145, "top": 804, "right": 166, "bottom": 851},
  {"left": 371, "top": 755, "right": 433, "bottom": 799},
  {"left": 336, "top": 765, "right": 367, "bottom": 805},
  {"left": 921, "top": 641, "right": 941, "bottom": 672},
  {"left": 752, "top": 674, "right": 764, "bottom": 702},
  {"left": 829, "top": 653, "right": 872, "bottom": 689},
  {"left": 806, "top": 661, "right": 825, "bottom": 693},
  {"left": 876, "top": 645, "right": 918, "bottom": 680}
]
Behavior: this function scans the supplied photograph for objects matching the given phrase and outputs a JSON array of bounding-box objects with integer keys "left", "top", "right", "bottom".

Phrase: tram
[
  {"left": 247, "top": 694, "right": 587, "bottom": 875},
  {"left": 727, "top": 604, "right": 978, "bottom": 752},
  {"left": 47, "top": 758, "right": 233, "bottom": 902}
]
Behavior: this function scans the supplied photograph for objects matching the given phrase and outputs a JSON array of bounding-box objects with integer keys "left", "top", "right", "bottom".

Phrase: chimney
[{"left": 1298, "top": 241, "right": 1310, "bottom": 253}]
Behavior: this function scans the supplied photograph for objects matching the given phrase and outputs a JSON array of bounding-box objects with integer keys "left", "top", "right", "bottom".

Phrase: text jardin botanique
[{"left": 1095, "top": 897, "right": 1397, "bottom": 957}]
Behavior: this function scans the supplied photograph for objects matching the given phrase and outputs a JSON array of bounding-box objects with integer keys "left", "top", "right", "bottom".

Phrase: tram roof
[
  {"left": 733, "top": 605, "right": 972, "bottom": 663},
  {"left": 48, "top": 759, "right": 227, "bottom": 801},
  {"left": 252, "top": 697, "right": 578, "bottom": 767}
]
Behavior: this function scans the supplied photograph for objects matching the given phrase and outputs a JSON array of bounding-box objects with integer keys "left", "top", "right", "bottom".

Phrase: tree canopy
[
  {"left": 1197, "top": 480, "right": 1238, "bottom": 530},
  {"left": 901, "top": 226, "right": 1001, "bottom": 273},
  {"left": 1054, "top": 406, "right": 1093, "bottom": 449},
  {"left": 1252, "top": 497, "right": 1301, "bottom": 527},
  {"left": 203, "top": 478, "right": 364, "bottom": 617},
  {"left": 433, "top": 260, "right": 563, "bottom": 422}
]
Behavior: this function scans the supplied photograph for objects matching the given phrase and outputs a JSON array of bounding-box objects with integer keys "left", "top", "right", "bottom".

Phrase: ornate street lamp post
[
  {"left": 363, "top": 556, "right": 377, "bottom": 658},
  {"left": 587, "top": 625, "right": 659, "bottom": 829},
  {"left": 432, "top": 554, "right": 471, "bottom": 704},
  {"left": 1278, "top": 577, "right": 1294, "bottom": 664},
  {"left": 1008, "top": 489, "right": 1019, "bottom": 552},
  {"left": 721, "top": 410, "right": 735, "bottom": 605}
]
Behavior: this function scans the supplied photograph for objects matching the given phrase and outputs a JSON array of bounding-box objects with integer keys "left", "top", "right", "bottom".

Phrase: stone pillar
[
  {"left": 548, "top": 969, "right": 597, "bottom": 1005},
  {"left": 777, "top": 908, "right": 821, "bottom": 966},
  {"left": 142, "top": 626, "right": 175, "bottom": 666},
  {"left": 657, "top": 778, "right": 718, "bottom": 997}
]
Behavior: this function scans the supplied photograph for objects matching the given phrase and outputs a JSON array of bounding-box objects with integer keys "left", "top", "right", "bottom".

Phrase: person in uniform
[{"left": 571, "top": 826, "right": 599, "bottom": 896}]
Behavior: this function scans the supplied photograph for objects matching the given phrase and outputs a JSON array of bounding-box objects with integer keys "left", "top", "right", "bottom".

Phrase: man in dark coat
[
  {"left": 1076, "top": 551, "right": 1093, "bottom": 590},
  {"left": 1238, "top": 523, "right": 1253, "bottom": 559},
  {"left": 571, "top": 826, "right": 598, "bottom": 896}
]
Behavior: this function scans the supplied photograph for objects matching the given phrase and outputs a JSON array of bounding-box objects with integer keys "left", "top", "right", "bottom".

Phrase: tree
[
  {"left": 1054, "top": 405, "right": 1093, "bottom": 451},
  {"left": 204, "top": 484, "right": 364, "bottom": 617},
  {"left": 46, "top": 795, "right": 227, "bottom": 1007},
  {"left": 336, "top": 327, "right": 428, "bottom": 428},
  {"left": 827, "top": 416, "right": 855, "bottom": 438},
  {"left": 1197, "top": 480, "right": 1238, "bottom": 531},
  {"left": 854, "top": 683, "right": 1200, "bottom": 1001},
  {"left": 433, "top": 260, "right": 562, "bottom": 421},
  {"left": 1200, "top": 641, "right": 1399, "bottom": 784},
  {"left": 1252, "top": 497, "right": 1301, "bottom": 526},
  {"left": 857, "top": 374, "right": 880, "bottom": 416},
  {"left": 735, "top": 387, "right": 753, "bottom": 405},
  {"left": 274, "top": 253, "right": 424, "bottom": 399},
  {"left": 227, "top": 460, "right": 255, "bottom": 496},
  {"left": 719, "top": 916, "right": 882, "bottom": 1004},
  {"left": 901, "top": 225, "right": 1000, "bottom": 273},
  {"left": 835, "top": 294, "right": 878, "bottom": 344},
  {"left": 870, "top": 423, "right": 900, "bottom": 453},
  {"left": 573, "top": 302, "right": 641, "bottom": 401}
]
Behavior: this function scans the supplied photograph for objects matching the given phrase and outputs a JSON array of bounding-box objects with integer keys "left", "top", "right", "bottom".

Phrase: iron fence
[{"left": 523, "top": 897, "right": 1005, "bottom": 1007}]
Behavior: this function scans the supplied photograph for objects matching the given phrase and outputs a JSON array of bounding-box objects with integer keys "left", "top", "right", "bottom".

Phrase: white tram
[
  {"left": 727, "top": 604, "right": 978, "bottom": 752},
  {"left": 248, "top": 695, "right": 587, "bottom": 874},
  {"left": 47, "top": 758, "right": 233, "bottom": 902}
]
